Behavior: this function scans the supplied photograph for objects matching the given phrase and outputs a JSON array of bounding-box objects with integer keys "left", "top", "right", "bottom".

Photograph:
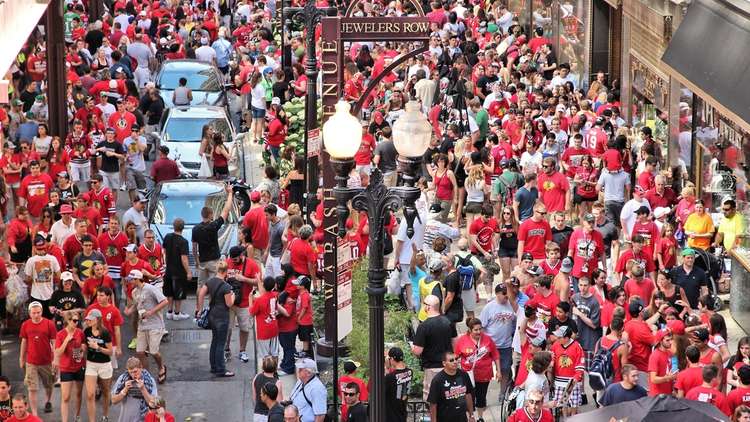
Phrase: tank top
[
  {"left": 173, "top": 86, "right": 191, "bottom": 106},
  {"left": 253, "top": 373, "right": 278, "bottom": 414},
  {"left": 212, "top": 147, "right": 228, "bottom": 168},
  {"left": 434, "top": 170, "right": 453, "bottom": 201}
]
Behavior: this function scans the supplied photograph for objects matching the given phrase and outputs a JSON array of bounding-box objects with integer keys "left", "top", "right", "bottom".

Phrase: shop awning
[
  {"left": 661, "top": 0, "right": 750, "bottom": 132},
  {"left": 0, "top": 0, "right": 51, "bottom": 103}
]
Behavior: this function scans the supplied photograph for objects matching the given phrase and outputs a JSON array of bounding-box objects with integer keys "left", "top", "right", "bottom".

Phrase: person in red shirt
[
  {"left": 6, "top": 395, "right": 43, "bottom": 422},
  {"left": 560, "top": 133, "right": 591, "bottom": 178},
  {"left": 226, "top": 246, "right": 261, "bottom": 362},
  {"left": 289, "top": 225, "right": 317, "bottom": 279},
  {"left": 121, "top": 244, "right": 156, "bottom": 305},
  {"left": 18, "top": 161, "right": 54, "bottom": 218},
  {"left": 644, "top": 175, "right": 678, "bottom": 210},
  {"left": 677, "top": 345, "right": 708, "bottom": 397},
  {"left": 686, "top": 364, "right": 732, "bottom": 416},
  {"left": 469, "top": 206, "right": 499, "bottom": 258},
  {"left": 138, "top": 230, "right": 164, "bottom": 280},
  {"left": 624, "top": 300, "right": 656, "bottom": 383},
  {"left": 82, "top": 262, "right": 115, "bottom": 305},
  {"left": 242, "top": 191, "right": 270, "bottom": 259},
  {"left": 292, "top": 276, "right": 314, "bottom": 358},
  {"left": 550, "top": 325, "right": 585, "bottom": 416},
  {"left": 338, "top": 360, "right": 370, "bottom": 422},
  {"left": 624, "top": 265, "right": 656, "bottom": 305},
  {"left": 648, "top": 329, "right": 675, "bottom": 395},
  {"left": 354, "top": 124, "right": 375, "bottom": 172},
  {"left": 614, "top": 235, "right": 657, "bottom": 284},
  {"left": 637, "top": 156, "right": 658, "bottom": 191},
  {"left": 1, "top": 142, "right": 23, "bottom": 206},
  {"left": 107, "top": 100, "right": 136, "bottom": 142},
  {"left": 537, "top": 158, "right": 569, "bottom": 214},
  {"left": 86, "top": 287, "right": 123, "bottom": 361},
  {"left": 517, "top": 203, "right": 552, "bottom": 260},
  {"left": 73, "top": 194, "right": 104, "bottom": 237},
  {"left": 98, "top": 216, "right": 128, "bottom": 305},
  {"left": 527, "top": 275, "right": 560, "bottom": 327},
  {"left": 54, "top": 310, "right": 85, "bottom": 421},
  {"left": 19, "top": 301, "right": 57, "bottom": 416},
  {"left": 727, "top": 365, "right": 750, "bottom": 414},
  {"left": 143, "top": 397, "right": 175, "bottom": 422},
  {"left": 62, "top": 219, "right": 99, "bottom": 270},
  {"left": 7, "top": 206, "right": 34, "bottom": 265},
  {"left": 507, "top": 389, "right": 554, "bottom": 422},
  {"left": 250, "top": 277, "right": 279, "bottom": 357},
  {"left": 631, "top": 207, "right": 660, "bottom": 260},
  {"left": 85, "top": 174, "right": 116, "bottom": 225},
  {"left": 567, "top": 214, "right": 605, "bottom": 280},
  {"left": 150, "top": 146, "right": 181, "bottom": 184}
]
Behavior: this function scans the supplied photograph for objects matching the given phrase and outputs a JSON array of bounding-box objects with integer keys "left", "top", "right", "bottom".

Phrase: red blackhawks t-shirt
[
  {"left": 54, "top": 328, "right": 85, "bottom": 373},
  {"left": 19, "top": 173, "right": 54, "bottom": 218},
  {"left": 686, "top": 386, "right": 732, "bottom": 415},
  {"left": 537, "top": 172, "right": 569, "bottom": 213},
  {"left": 469, "top": 217, "right": 499, "bottom": 254},
  {"left": 518, "top": 218, "right": 552, "bottom": 259},
  {"left": 20, "top": 318, "right": 57, "bottom": 365}
]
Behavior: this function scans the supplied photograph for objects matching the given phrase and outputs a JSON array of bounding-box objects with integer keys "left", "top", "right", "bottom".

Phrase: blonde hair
[{"left": 467, "top": 166, "right": 484, "bottom": 187}]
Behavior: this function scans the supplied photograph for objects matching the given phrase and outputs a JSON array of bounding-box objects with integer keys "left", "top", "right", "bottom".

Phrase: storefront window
[
  {"left": 674, "top": 86, "right": 693, "bottom": 178},
  {"left": 507, "top": 0, "right": 529, "bottom": 32},
  {"left": 532, "top": 0, "right": 554, "bottom": 38},
  {"left": 556, "top": 0, "right": 590, "bottom": 91}
]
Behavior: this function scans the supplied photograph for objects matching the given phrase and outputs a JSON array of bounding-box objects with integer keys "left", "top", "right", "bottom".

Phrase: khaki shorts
[
  {"left": 24, "top": 363, "right": 55, "bottom": 391},
  {"left": 422, "top": 367, "right": 443, "bottom": 401},
  {"left": 198, "top": 259, "right": 219, "bottom": 289},
  {"left": 230, "top": 306, "right": 252, "bottom": 333},
  {"left": 85, "top": 361, "right": 113, "bottom": 379},
  {"left": 136, "top": 329, "right": 165, "bottom": 354}
]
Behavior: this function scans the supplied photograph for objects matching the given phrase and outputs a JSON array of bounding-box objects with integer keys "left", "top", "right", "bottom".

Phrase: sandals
[{"left": 158, "top": 365, "right": 167, "bottom": 384}]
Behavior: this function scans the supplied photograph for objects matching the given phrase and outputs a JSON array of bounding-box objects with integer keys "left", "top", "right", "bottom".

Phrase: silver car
[
  {"left": 156, "top": 106, "right": 246, "bottom": 178},
  {"left": 155, "top": 59, "right": 230, "bottom": 108},
  {"left": 147, "top": 179, "right": 241, "bottom": 278}
]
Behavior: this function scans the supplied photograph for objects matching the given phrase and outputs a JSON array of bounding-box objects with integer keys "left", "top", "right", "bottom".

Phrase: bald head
[
  {"left": 457, "top": 237, "right": 469, "bottom": 251},
  {"left": 424, "top": 295, "right": 440, "bottom": 308}
]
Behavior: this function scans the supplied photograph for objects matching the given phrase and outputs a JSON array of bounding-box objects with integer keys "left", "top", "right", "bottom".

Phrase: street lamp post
[
  {"left": 323, "top": 100, "right": 432, "bottom": 422},
  {"left": 284, "top": 0, "right": 337, "bottom": 220}
]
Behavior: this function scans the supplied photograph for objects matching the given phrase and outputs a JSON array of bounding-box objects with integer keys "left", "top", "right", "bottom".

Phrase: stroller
[{"left": 693, "top": 247, "right": 726, "bottom": 294}]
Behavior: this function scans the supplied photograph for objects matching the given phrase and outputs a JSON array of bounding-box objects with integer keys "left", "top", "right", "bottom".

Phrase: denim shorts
[{"left": 252, "top": 106, "right": 266, "bottom": 118}]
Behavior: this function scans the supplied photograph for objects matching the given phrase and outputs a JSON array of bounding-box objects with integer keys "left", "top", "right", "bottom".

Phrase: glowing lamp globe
[
  {"left": 322, "top": 101, "right": 362, "bottom": 160},
  {"left": 392, "top": 100, "right": 431, "bottom": 158}
]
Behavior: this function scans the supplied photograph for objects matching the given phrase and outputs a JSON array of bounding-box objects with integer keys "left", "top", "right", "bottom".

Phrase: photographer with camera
[
  {"left": 111, "top": 357, "right": 158, "bottom": 422},
  {"left": 225, "top": 245, "right": 261, "bottom": 364}
]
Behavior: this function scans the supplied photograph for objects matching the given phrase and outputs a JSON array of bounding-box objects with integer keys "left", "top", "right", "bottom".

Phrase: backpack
[
  {"left": 588, "top": 338, "right": 622, "bottom": 391},
  {"left": 455, "top": 255, "right": 476, "bottom": 291}
]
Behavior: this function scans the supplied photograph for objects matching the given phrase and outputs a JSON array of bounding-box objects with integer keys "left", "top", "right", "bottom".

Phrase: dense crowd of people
[{"left": 0, "top": 0, "right": 748, "bottom": 421}]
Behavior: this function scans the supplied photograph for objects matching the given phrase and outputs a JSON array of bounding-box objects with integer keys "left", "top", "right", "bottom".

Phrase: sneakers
[
  {"left": 101, "top": 416, "right": 110, "bottom": 422},
  {"left": 119, "top": 183, "right": 127, "bottom": 191},
  {"left": 239, "top": 351, "right": 249, "bottom": 363},
  {"left": 128, "top": 338, "right": 137, "bottom": 350},
  {"left": 174, "top": 312, "right": 191, "bottom": 320},
  {"left": 166, "top": 311, "right": 173, "bottom": 320},
  {"left": 44, "top": 402, "right": 52, "bottom": 413},
  {"left": 224, "top": 349, "right": 232, "bottom": 362}
]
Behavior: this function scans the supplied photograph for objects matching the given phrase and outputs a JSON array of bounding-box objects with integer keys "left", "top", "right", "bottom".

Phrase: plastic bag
[
  {"left": 5, "top": 266, "right": 28, "bottom": 314},
  {"left": 198, "top": 155, "right": 212, "bottom": 178}
]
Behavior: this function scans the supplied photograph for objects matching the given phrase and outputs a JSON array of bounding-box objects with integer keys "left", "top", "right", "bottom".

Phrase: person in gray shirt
[
  {"left": 265, "top": 204, "right": 286, "bottom": 278},
  {"left": 126, "top": 33, "right": 155, "bottom": 89},
  {"left": 596, "top": 169, "right": 630, "bottom": 228},
  {"left": 126, "top": 269, "right": 169, "bottom": 383},
  {"left": 373, "top": 127, "right": 398, "bottom": 187},
  {"left": 479, "top": 282, "right": 518, "bottom": 395},
  {"left": 571, "top": 276, "right": 601, "bottom": 354}
]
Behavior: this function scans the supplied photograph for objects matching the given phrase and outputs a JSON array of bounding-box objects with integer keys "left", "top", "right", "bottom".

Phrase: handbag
[
  {"left": 196, "top": 281, "right": 222, "bottom": 329},
  {"left": 281, "top": 238, "right": 296, "bottom": 266},
  {"left": 198, "top": 154, "right": 213, "bottom": 178}
]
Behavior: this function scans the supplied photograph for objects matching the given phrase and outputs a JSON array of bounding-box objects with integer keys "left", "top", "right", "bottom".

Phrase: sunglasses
[
  {"left": 535, "top": 211, "right": 547, "bottom": 216},
  {"left": 71, "top": 319, "right": 80, "bottom": 323},
  {"left": 343, "top": 392, "right": 357, "bottom": 397}
]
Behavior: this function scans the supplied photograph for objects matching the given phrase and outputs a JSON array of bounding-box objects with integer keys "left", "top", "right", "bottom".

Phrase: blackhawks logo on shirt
[
  {"left": 106, "top": 245, "right": 118, "bottom": 258},
  {"left": 558, "top": 355, "right": 573, "bottom": 369},
  {"left": 148, "top": 256, "right": 160, "bottom": 271}
]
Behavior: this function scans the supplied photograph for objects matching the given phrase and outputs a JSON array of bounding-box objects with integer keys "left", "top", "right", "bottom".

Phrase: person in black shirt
[
  {"left": 191, "top": 185, "right": 234, "bottom": 289},
  {"left": 412, "top": 295, "right": 454, "bottom": 400},
  {"left": 671, "top": 248, "right": 709, "bottom": 309},
  {"left": 163, "top": 218, "right": 191, "bottom": 320},
  {"left": 427, "top": 351, "right": 475, "bottom": 422},
  {"left": 49, "top": 272, "right": 86, "bottom": 330},
  {"left": 0, "top": 375, "right": 12, "bottom": 420},
  {"left": 385, "top": 347, "right": 413, "bottom": 422},
  {"left": 271, "top": 69, "right": 289, "bottom": 104},
  {"left": 547, "top": 302, "right": 579, "bottom": 342},
  {"left": 442, "top": 264, "right": 464, "bottom": 337},
  {"left": 343, "top": 382, "right": 368, "bottom": 422},
  {"left": 476, "top": 63, "right": 499, "bottom": 100},
  {"left": 260, "top": 382, "right": 285, "bottom": 422},
  {"left": 95, "top": 128, "right": 126, "bottom": 200}
]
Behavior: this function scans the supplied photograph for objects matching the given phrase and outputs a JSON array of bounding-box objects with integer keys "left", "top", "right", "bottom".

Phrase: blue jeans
[
  {"left": 210, "top": 319, "right": 230, "bottom": 373},
  {"left": 279, "top": 331, "right": 297, "bottom": 374},
  {"left": 269, "top": 145, "right": 281, "bottom": 162}
]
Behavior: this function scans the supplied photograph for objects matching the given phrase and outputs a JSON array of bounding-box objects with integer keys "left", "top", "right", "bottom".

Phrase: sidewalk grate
[{"left": 167, "top": 329, "right": 212, "bottom": 344}]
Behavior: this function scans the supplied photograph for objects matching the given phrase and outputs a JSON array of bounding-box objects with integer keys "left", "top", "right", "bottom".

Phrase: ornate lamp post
[{"left": 323, "top": 100, "right": 431, "bottom": 422}]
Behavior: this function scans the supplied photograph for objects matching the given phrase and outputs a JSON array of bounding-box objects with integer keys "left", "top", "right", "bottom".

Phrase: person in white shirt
[
  {"left": 51, "top": 205, "right": 77, "bottom": 247},
  {"left": 96, "top": 92, "right": 116, "bottom": 123},
  {"left": 407, "top": 56, "right": 431, "bottom": 80},
  {"left": 195, "top": 37, "right": 217, "bottom": 64},
  {"left": 520, "top": 141, "right": 543, "bottom": 175},
  {"left": 619, "top": 186, "right": 651, "bottom": 239}
]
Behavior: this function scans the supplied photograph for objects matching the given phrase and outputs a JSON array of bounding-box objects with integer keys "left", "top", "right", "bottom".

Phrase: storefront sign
[
  {"left": 339, "top": 17, "right": 430, "bottom": 41},
  {"left": 630, "top": 54, "right": 669, "bottom": 111}
]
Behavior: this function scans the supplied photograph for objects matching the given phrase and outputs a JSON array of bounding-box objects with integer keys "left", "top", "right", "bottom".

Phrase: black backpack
[{"left": 588, "top": 338, "right": 622, "bottom": 391}]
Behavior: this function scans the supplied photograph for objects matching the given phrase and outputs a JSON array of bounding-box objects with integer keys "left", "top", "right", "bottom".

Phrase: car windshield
[
  {"left": 158, "top": 67, "right": 221, "bottom": 91},
  {"left": 151, "top": 191, "right": 237, "bottom": 225},
  {"left": 163, "top": 117, "right": 232, "bottom": 142}
]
